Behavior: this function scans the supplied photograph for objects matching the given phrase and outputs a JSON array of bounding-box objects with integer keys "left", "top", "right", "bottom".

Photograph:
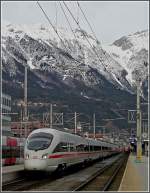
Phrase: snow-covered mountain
[
  {"left": 2, "top": 22, "right": 148, "bottom": 128},
  {"left": 103, "top": 30, "right": 148, "bottom": 85},
  {"left": 2, "top": 23, "right": 148, "bottom": 101},
  {"left": 2, "top": 23, "right": 148, "bottom": 95},
  {"left": 2, "top": 22, "right": 136, "bottom": 93}
]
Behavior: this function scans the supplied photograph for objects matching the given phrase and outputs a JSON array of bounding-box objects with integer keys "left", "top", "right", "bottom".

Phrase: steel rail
[
  {"left": 73, "top": 154, "right": 127, "bottom": 191},
  {"left": 102, "top": 156, "right": 126, "bottom": 191}
]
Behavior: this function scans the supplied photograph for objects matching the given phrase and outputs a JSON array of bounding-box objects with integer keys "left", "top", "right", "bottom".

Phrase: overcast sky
[{"left": 2, "top": 1, "right": 149, "bottom": 44}]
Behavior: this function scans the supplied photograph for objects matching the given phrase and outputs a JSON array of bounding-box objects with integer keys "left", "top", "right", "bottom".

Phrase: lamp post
[
  {"left": 75, "top": 112, "right": 77, "bottom": 134},
  {"left": 50, "top": 104, "right": 53, "bottom": 128},
  {"left": 136, "top": 80, "right": 142, "bottom": 161},
  {"left": 24, "top": 66, "right": 28, "bottom": 138},
  {"left": 93, "top": 113, "right": 96, "bottom": 139},
  {"left": 132, "top": 67, "right": 143, "bottom": 161}
]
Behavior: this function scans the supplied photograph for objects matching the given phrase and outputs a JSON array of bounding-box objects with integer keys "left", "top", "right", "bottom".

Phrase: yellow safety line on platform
[{"left": 119, "top": 155, "right": 143, "bottom": 191}]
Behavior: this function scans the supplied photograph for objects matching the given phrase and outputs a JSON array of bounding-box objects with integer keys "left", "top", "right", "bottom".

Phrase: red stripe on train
[{"left": 48, "top": 152, "right": 101, "bottom": 159}]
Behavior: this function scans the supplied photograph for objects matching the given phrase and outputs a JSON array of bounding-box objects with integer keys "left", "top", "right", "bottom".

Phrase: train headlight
[
  {"left": 42, "top": 154, "right": 48, "bottom": 159},
  {"left": 25, "top": 154, "right": 29, "bottom": 159}
]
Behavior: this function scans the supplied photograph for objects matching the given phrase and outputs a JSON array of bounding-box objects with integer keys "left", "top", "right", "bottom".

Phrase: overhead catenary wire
[
  {"left": 36, "top": 1, "right": 66, "bottom": 49},
  {"left": 37, "top": 0, "right": 103, "bottom": 71},
  {"left": 37, "top": 1, "right": 112, "bottom": 80},
  {"left": 77, "top": 1, "right": 98, "bottom": 43},
  {"left": 63, "top": 2, "right": 111, "bottom": 72},
  {"left": 77, "top": 1, "right": 114, "bottom": 68},
  {"left": 59, "top": 2, "right": 81, "bottom": 50},
  {"left": 63, "top": 1, "right": 110, "bottom": 72},
  {"left": 37, "top": 1, "right": 84, "bottom": 64},
  {"left": 77, "top": 1, "right": 126, "bottom": 89}
]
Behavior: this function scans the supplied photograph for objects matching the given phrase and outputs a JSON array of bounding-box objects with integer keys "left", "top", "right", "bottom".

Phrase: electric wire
[
  {"left": 77, "top": 2, "right": 114, "bottom": 68},
  {"left": 59, "top": 2, "right": 81, "bottom": 50},
  {"left": 36, "top": 1, "right": 66, "bottom": 49},
  {"left": 77, "top": 1, "right": 98, "bottom": 42},
  {"left": 63, "top": 1, "right": 107, "bottom": 70},
  {"left": 77, "top": 1, "right": 126, "bottom": 88},
  {"left": 37, "top": 1, "right": 83, "bottom": 64},
  {"left": 37, "top": 1, "right": 112, "bottom": 79}
]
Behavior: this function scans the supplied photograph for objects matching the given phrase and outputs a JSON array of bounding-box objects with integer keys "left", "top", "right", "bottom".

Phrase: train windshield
[{"left": 27, "top": 132, "right": 53, "bottom": 151}]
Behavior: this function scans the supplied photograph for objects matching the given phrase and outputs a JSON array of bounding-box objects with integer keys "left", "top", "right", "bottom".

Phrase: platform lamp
[
  {"left": 132, "top": 69, "right": 142, "bottom": 161},
  {"left": 136, "top": 79, "right": 142, "bottom": 161}
]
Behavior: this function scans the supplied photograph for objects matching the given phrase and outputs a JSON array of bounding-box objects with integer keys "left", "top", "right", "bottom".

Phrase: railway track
[
  {"left": 2, "top": 153, "right": 128, "bottom": 191},
  {"left": 73, "top": 153, "right": 129, "bottom": 191},
  {"left": 2, "top": 178, "right": 37, "bottom": 191},
  {"left": 27, "top": 153, "right": 127, "bottom": 191},
  {"left": 2, "top": 172, "right": 54, "bottom": 191}
]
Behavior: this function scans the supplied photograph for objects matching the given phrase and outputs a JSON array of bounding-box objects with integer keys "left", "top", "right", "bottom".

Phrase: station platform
[
  {"left": 2, "top": 164, "right": 24, "bottom": 184},
  {"left": 2, "top": 164, "right": 24, "bottom": 174},
  {"left": 119, "top": 154, "right": 148, "bottom": 191}
]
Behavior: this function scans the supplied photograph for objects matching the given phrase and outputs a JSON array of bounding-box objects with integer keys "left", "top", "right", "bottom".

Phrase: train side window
[
  {"left": 69, "top": 143, "right": 76, "bottom": 152},
  {"left": 92, "top": 146, "right": 94, "bottom": 151},
  {"left": 3, "top": 98, "right": 5, "bottom": 105},
  {"left": 76, "top": 144, "right": 84, "bottom": 152},
  {"left": 89, "top": 145, "right": 94, "bottom": 151},
  {"left": 61, "top": 142, "right": 68, "bottom": 152},
  {"left": 53, "top": 142, "right": 68, "bottom": 153},
  {"left": 84, "top": 145, "right": 89, "bottom": 152},
  {"left": 89, "top": 145, "right": 91, "bottom": 151},
  {"left": 94, "top": 146, "right": 100, "bottom": 151}
]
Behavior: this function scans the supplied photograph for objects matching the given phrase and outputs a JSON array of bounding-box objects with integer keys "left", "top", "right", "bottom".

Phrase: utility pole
[
  {"left": 20, "top": 104, "right": 23, "bottom": 137},
  {"left": 136, "top": 80, "right": 142, "bottom": 161},
  {"left": 93, "top": 113, "right": 96, "bottom": 139},
  {"left": 88, "top": 123, "right": 91, "bottom": 131},
  {"left": 24, "top": 66, "right": 28, "bottom": 138},
  {"left": 75, "top": 112, "right": 77, "bottom": 134},
  {"left": 50, "top": 104, "right": 53, "bottom": 128},
  {"left": 103, "top": 127, "right": 105, "bottom": 137},
  {"left": 20, "top": 104, "right": 23, "bottom": 161}
]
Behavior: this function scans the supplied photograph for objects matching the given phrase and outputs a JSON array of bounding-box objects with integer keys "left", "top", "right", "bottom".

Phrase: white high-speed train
[{"left": 24, "top": 128, "right": 120, "bottom": 172}]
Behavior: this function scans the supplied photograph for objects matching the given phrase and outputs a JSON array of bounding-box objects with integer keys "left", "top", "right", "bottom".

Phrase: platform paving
[
  {"left": 2, "top": 164, "right": 24, "bottom": 174},
  {"left": 119, "top": 154, "right": 148, "bottom": 191}
]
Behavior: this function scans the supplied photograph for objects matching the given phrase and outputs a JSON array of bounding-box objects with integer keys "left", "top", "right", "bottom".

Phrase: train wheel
[
  {"left": 83, "top": 160, "right": 88, "bottom": 167},
  {"left": 57, "top": 163, "right": 67, "bottom": 176},
  {"left": 62, "top": 163, "right": 67, "bottom": 171}
]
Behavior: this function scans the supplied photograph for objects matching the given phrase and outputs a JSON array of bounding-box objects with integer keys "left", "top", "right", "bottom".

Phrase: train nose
[{"left": 24, "top": 159, "right": 48, "bottom": 171}]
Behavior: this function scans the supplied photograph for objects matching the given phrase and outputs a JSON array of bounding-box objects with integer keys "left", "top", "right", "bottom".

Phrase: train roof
[
  {"left": 28, "top": 128, "right": 85, "bottom": 141},
  {"left": 29, "top": 128, "right": 80, "bottom": 137},
  {"left": 29, "top": 128, "right": 119, "bottom": 147}
]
